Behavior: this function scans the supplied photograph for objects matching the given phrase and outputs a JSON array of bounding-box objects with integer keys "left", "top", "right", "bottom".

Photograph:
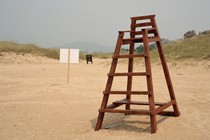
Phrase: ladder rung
[
  {"left": 120, "top": 28, "right": 156, "bottom": 36},
  {"left": 131, "top": 31, "right": 143, "bottom": 35},
  {"left": 100, "top": 109, "right": 151, "bottom": 115},
  {"left": 132, "top": 29, "right": 157, "bottom": 35},
  {"left": 132, "top": 22, "right": 153, "bottom": 28},
  {"left": 158, "top": 111, "right": 177, "bottom": 116},
  {"left": 108, "top": 72, "right": 148, "bottom": 76},
  {"left": 113, "top": 100, "right": 166, "bottom": 106},
  {"left": 122, "top": 36, "right": 160, "bottom": 44},
  {"left": 113, "top": 54, "right": 145, "bottom": 59},
  {"left": 154, "top": 100, "right": 176, "bottom": 114},
  {"left": 143, "top": 28, "right": 157, "bottom": 32},
  {"left": 103, "top": 91, "right": 149, "bottom": 95},
  {"left": 122, "top": 37, "right": 143, "bottom": 44}
]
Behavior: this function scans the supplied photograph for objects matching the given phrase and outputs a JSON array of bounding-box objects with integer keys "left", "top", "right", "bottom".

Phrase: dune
[{"left": 0, "top": 53, "right": 210, "bottom": 140}]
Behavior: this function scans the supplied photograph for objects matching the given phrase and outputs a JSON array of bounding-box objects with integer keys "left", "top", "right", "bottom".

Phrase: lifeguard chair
[{"left": 95, "top": 15, "right": 180, "bottom": 133}]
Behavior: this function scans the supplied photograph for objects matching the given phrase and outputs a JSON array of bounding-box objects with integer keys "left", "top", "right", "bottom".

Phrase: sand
[{"left": 0, "top": 53, "right": 210, "bottom": 140}]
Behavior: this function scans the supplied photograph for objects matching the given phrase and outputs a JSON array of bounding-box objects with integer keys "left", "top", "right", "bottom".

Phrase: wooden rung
[
  {"left": 158, "top": 111, "right": 177, "bottom": 116},
  {"left": 132, "top": 22, "right": 153, "bottom": 28},
  {"left": 108, "top": 72, "right": 148, "bottom": 76},
  {"left": 130, "top": 15, "right": 155, "bottom": 20},
  {"left": 100, "top": 109, "right": 151, "bottom": 115},
  {"left": 122, "top": 37, "right": 143, "bottom": 44},
  {"left": 131, "top": 31, "right": 143, "bottom": 35},
  {"left": 119, "top": 28, "right": 156, "bottom": 36},
  {"left": 143, "top": 28, "right": 157, "bottom": 32},
  {"left": 133, "top": 29, "right": 157, "bottom": 35},
  {"left": 113, "top": 54, "right": 145, "bottom": 59},
  {"left": 100, "top": 109, "right": 177, "bottom": 116},
  {"left": 122, "top": 36, "right": 160, "bottom": 45},
  {"left": 154, "top": 100, "right": 176, "bottom": 114},
  {"left": 103, "top": 91, "right": 149, "bottom": 95},
  {"left": 113, "top": 100, "right": 166, "bottom": 106},
  {"left": 105, "top": 103, "right": 178, "bottom": 116},
  {"left": 122, "top": 37, "right": 156, "bottom": 45}
]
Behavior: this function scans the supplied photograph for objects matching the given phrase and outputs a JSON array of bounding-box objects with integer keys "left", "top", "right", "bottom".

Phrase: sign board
[
  {"left": 60, "top": 49, "right": 79, "bottom": 63},
  {"left": 59, "top": 48, "right": 79, "bottom": 83}
]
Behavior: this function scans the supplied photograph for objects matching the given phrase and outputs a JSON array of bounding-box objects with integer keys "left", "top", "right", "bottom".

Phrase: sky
[{"left": 0, "top": 0, "right": 210, "bottom": 48}]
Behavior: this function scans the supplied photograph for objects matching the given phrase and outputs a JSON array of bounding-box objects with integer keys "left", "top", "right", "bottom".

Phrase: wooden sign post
[
  {"left": 67, "top": 49, "right": 70, "bottom": 83},
  {"left": 60, "top": 48, "right": 79, "bottom": 83}
]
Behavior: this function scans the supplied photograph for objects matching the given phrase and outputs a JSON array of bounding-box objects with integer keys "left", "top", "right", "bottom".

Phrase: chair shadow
[{"left": 90, "top": 113, "right": 169, "bottom": 133}]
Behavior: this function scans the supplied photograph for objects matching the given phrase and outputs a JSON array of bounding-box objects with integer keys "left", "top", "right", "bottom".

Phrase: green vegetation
[
  {"left": 0, "top": 41, "right": 113, "bottom": 60},
  {"left": 150, "top": 33, "right": 210, "bottom": 61},
  {"left": 1, "top": 33, "right": 210, "bottom": 61},
  {"left": 0, "top": 41, "right": 59, "bottom": 59},
  {"left": 118, "top": 33, "right": 210, "bottom": 62},
  {"left": 136, "top": 43, "right": 156, "bottom": 53},
  {"left": 79, "top": 52, "right": 112, "bottom": 60},
  {"left": 92, "top": 52, "right": 112, "bottom": 59}
]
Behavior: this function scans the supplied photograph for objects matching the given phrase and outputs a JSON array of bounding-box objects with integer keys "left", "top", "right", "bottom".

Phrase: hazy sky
[{"left": 0, "top": 0, "right": 210, "bottom": 48}]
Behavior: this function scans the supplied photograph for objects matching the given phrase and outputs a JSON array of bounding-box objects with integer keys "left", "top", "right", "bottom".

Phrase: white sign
[{"left": 59, "top": 49, "right": 79, "bottom": 63}]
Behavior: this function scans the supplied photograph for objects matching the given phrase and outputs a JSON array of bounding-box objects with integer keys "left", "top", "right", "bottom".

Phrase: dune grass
[
  {"left": 0, "top": 41, "right": 59, "bottom": 59},
  {"left": 150, "top": 33, "right": 210, "bottom": 62},
  {"left": 79, "top": 52, "right": 112, "bottom": 60},
  {"left": 1, "top": 33, "right": 210, "bottom": 61},
  {"left": 0, "top": 41, "right": 113, "bottom": 60}
]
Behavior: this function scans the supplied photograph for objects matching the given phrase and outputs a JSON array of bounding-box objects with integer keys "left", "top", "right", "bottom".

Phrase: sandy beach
[{"left": 0, "top": 53, "right": 210, "bottom": 140}]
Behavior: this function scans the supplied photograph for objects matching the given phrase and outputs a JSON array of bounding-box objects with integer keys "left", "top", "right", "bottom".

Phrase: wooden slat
[
  {"left": 102, "top": 108, "right": 177, "bottom": 116},
  {"left": 123, "top": 36, "right": 159, "bottom": 44},
  {"left": 114, "top": 100, "right": 149, "bottom": 105},
  {"left": 158, "top": 111, "right": 176, "bottom": 116},
  {"left": 118, "top": 30, "right": 143, "bottom": 36},
  {"left": 122, "top": 37, "right": 143, "bottom": 44},
  {"left": 122, "top": 36, "right": 159, "bottom": 45},
  {"left": 154, "top": 100, "right": 176, "bottom": 114},
  {"left": 132, "top": 30, "right": 156, "bottom": 35},
  {"left": 108, "top": 72, "right": 148, "bottom": 76},
  {"left": 113, "top": 54, "right": 145, "bottom": 59},
  {"left": 144, "top": 28, "right": 157, "bottom": 32},
  {"left": 132, "top": 22, "right": 152, "bottom": 28},
  {"left": 113, "top": 100, "right": 166, "bottom": 106},
  {"left": 131, "top": 31, "right": 143, "bottom": 35},
  {"left": 100, "top": 109, "right": 151, "bottom": 115},
  {"left": 130, "top": 15, "right": 155, "bottom": 20},
  {"left": 103, "top": 91, "right": 149, "bottom": 95}
]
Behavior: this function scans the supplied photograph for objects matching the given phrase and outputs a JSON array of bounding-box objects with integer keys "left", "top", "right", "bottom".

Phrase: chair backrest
[{"left": 130, "top": 15, "right": 160, "bottom": 39}]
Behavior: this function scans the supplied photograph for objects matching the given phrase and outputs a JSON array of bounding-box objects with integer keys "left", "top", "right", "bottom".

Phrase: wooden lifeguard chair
[{"left": 95, "top": 15, "right": 180, "bottom": 133}]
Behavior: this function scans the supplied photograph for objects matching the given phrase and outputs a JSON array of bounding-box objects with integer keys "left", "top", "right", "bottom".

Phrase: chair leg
[
  {"left": 95, "top": 112, "right": 105, "bottom": 131},
  {"left": 150, "top": 115, "right": 157, "bottom": 133}
]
